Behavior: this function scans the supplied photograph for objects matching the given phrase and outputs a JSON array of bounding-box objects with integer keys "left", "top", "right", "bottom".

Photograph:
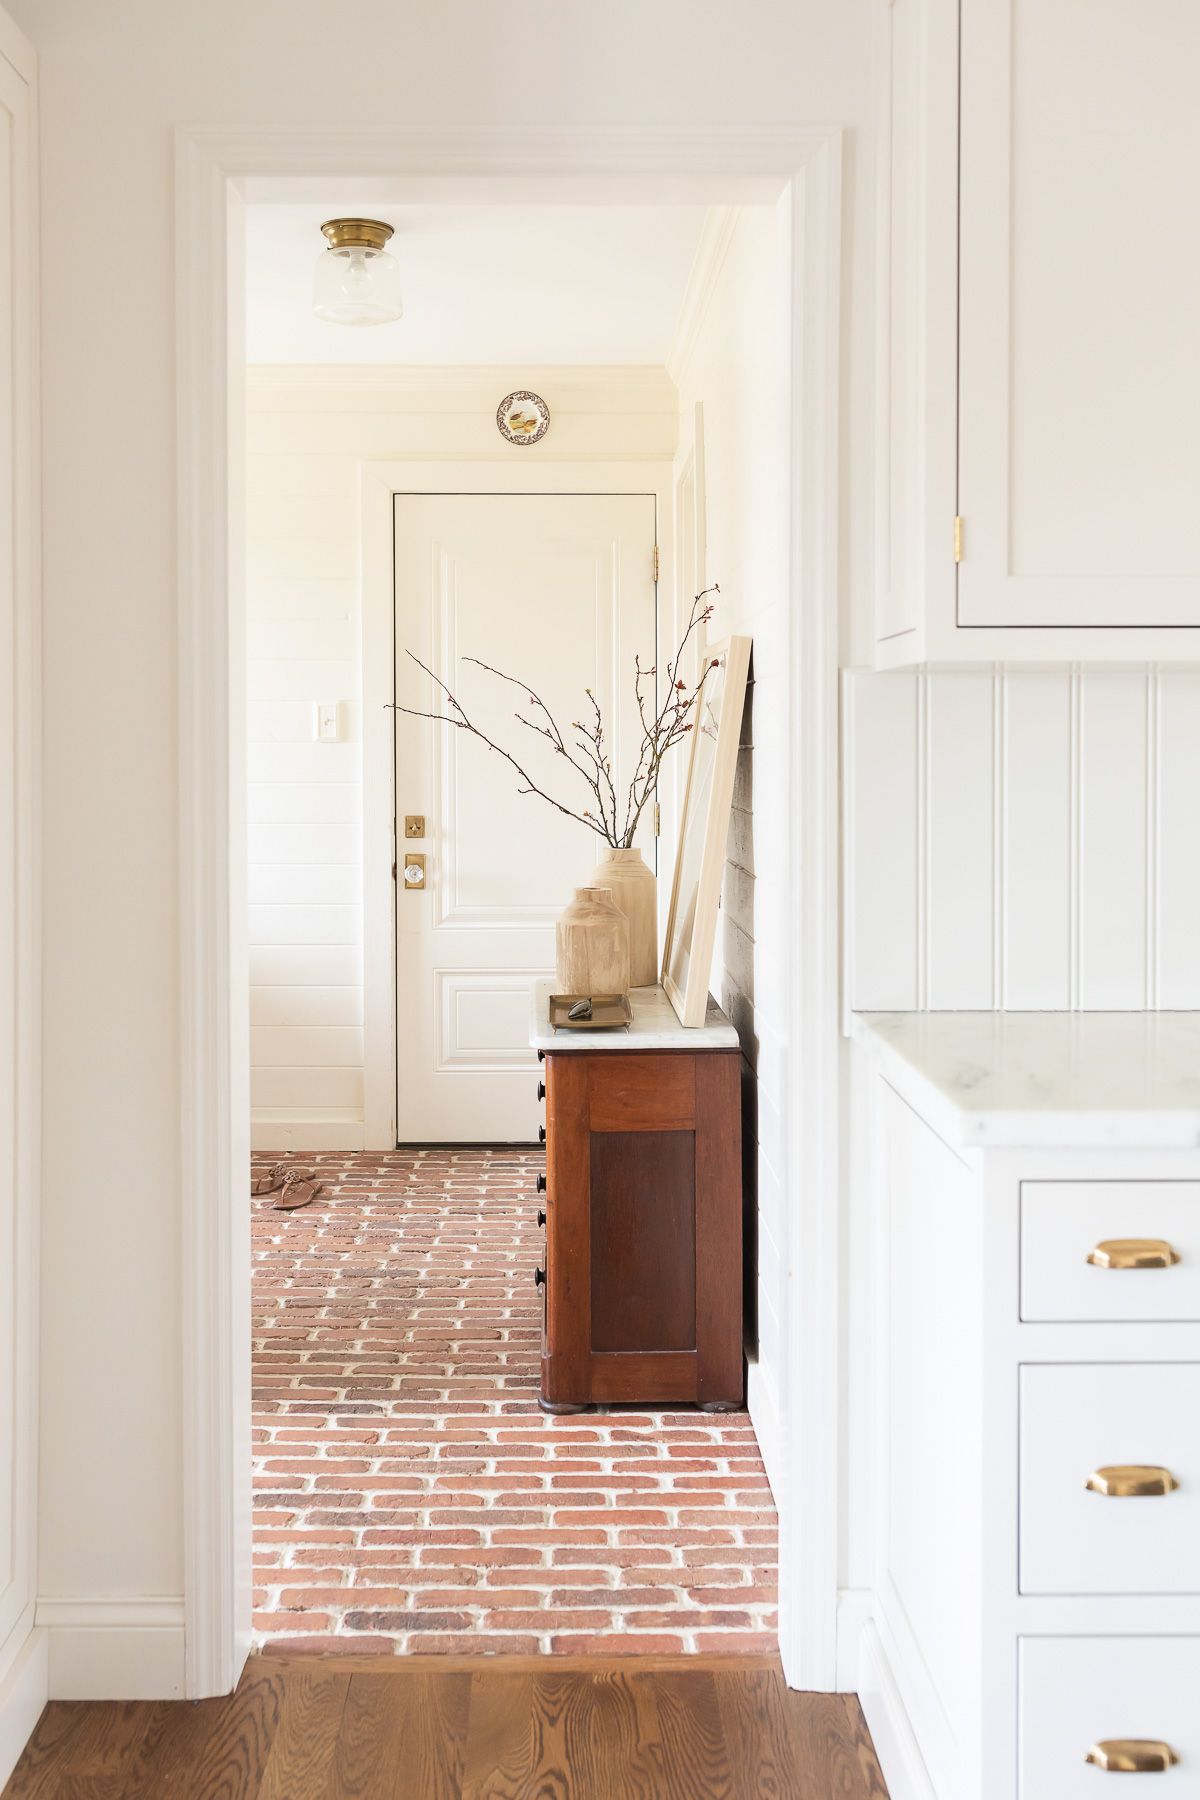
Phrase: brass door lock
[
  {"left": 402, "top": 853, "right": 426, "bottom": 890},
  {"left": 404, "top": 815, "right": 426, "bottom": 838}
]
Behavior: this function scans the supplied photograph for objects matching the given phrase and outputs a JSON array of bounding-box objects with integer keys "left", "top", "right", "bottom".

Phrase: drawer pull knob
[
  {"left": 1085, "top": 1464, "right": 1179, "bottom": 1498},
  {"left": 1087, "top": 1238, "right": 1180, "bottom": 1270},
  {"left": 537, "top": 1080, "right": 546, "bottom": 1101},
  {"left": 536, "top": 1174, "right": 547, "bottom": 1194},
  {"left": 1086, "top": 1739, "right": 1179, "bottom": 1773},
  {"left": 534, "top": 1267, "right": 546, "bottom": 1289}
]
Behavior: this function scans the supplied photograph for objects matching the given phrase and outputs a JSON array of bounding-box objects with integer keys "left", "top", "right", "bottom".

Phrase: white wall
[
  {"left": 846, "top": 665, "right": 1200, "bottom": 1013},
  {"left": 672, "top": 206, "right": 791, "bottom": 1492},
  {"left": 246, "top": 364, "right": 677, "bottom": 1149},
  {"left": 7, "top": 0, "right": 875, "bottom": 1657}
]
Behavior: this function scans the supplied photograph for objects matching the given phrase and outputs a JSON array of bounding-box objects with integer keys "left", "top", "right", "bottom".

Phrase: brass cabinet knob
[
  {"left": 1087, "top": 1238, "right": 1181, "bottom": 1270},
  {"left": 1086, "top": 1739, "right": 1179, "bottom": 1773},
  {"left": 1085, "top": 1465, "right": 1179, "bottom": 1498}
]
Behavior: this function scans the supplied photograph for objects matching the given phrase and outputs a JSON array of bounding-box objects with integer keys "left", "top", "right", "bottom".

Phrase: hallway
[{"left": 252, "top": 1151, "right": 778, "bottom": 1654}]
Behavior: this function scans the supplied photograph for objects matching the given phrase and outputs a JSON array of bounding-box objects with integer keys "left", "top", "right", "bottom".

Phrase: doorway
[
  {"left": 177, "top": 129, "right": 842, "bottom": 1698},
  {"left": 390, "top": 490, "right": 657, "bottom": 1143}
]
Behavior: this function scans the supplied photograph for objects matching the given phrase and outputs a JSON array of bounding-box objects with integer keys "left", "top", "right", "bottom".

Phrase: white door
[
  {"left": 958, "top": 0, "right": 1200, "bottom": 627},
  {"left": 393, "top": 492, "right": 657, "bottom": 1143}
]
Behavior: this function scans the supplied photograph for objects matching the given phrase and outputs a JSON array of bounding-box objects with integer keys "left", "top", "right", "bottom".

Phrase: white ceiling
[{"left": 244, "top": 203, "right": 711, "bottom": 366}]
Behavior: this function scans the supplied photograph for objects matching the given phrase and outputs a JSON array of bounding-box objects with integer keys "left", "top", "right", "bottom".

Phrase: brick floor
[{"left": 251, "top": 1149, "right": 778, "bottom": 1655}]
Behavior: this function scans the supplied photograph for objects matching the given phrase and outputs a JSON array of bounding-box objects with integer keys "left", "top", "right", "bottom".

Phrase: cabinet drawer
[
  {"left": 1021, "top": 1181, "right": 1200, "bottom": 1322},
  {"left": 1020, "top": 1364, "right": 1200, "bottom": 1595},
  {"left": 1020, "top": 1637, "right": 1200, "bottom": 1798}
]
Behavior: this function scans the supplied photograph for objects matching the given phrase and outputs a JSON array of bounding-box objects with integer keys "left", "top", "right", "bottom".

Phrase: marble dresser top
[
  {"left": 530, "top": 979, "right": 738, "bottom": 1053},
  {"left": 852, "top": 1010, "right": 1200, "bottom": 1148}
]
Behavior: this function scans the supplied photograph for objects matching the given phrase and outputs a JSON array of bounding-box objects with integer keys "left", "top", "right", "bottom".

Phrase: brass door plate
[
  {"left": 404, "top": 815, "right": 426, "bottom": 838},
  {"left": 402, "top": 853, "right": 426, "bottom": 890}
]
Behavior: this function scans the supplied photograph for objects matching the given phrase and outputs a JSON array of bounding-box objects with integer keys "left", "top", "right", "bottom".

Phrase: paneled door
[{"left": 393, "top": 493, "right": 657, "bottom": 1142}]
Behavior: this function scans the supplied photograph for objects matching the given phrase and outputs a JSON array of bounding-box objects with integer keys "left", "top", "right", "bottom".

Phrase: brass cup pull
[
  {"left": 1085, "top": 1464, "right": 1179, "bottom": 1498},
  {"left": 1087, "top": 1238, "right": 1181, "bottom": 1270},
  {"left": 1086, "top": 1739, "right": 1179, "bottom": 1773}
]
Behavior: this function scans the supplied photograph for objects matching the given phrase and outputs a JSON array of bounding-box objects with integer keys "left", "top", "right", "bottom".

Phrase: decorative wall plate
[{"left": 497, "top": 390, "right": 550, "bottom": 446}]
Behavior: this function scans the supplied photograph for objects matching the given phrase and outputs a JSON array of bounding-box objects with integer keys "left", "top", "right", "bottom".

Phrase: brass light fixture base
[{"left": 320, "top": 218, "right": 395, "bottom": 252}]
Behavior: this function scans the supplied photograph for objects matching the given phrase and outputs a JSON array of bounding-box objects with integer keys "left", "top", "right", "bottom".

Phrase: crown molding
[{"left": 666, "top": 206, "right": 741, "bottom": 385}]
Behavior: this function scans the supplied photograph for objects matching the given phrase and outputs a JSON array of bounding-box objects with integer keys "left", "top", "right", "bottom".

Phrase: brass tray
[{"left": 548, "top": 992, "right": 633, "bottom": 1031}]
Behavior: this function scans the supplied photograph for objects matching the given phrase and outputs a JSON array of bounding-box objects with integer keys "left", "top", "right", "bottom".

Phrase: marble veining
[
  {"left": 530, "top": 979, "right": 738, "bottom": 1053},
  {"left": 853, "top": 1010, "right": 1200, "bottom": 1147}
]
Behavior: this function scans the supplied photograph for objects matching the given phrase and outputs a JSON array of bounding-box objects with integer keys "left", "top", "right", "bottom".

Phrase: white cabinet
[
  {"left": 876, "top": 0, "right": 1200, "bottom": 662},
  {"left": 1020, "top": 1638, "right": 1200, "bottom": 1799}
]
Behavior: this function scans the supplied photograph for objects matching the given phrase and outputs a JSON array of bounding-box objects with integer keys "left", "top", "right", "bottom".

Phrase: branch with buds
[{"left": 389, "top": 587, "right": 721, "bottom": 847}]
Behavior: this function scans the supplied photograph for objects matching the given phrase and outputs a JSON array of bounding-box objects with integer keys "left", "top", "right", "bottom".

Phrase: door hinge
[
  {"left": 953, "top": 515, "right": 964, "bottom": 563},
  {"left": 654, "top": 802, "right": 661, "bottom": 837},
  {"left": 652, "top": 544, "right": 660, "bottom": 583}
]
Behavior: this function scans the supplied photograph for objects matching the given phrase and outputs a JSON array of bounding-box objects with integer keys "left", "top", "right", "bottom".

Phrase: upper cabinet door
[{"left": 958, "top": 0, "right": 1200, "bottom": 630}]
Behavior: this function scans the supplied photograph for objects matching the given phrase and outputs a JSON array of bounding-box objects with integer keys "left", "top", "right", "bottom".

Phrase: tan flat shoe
[
  {"left": 275, "top": 1174, "right": 323, "bottom": 1211},
  {"left": 251, "top": 1161, "right": 289, "bottom": 1195}
]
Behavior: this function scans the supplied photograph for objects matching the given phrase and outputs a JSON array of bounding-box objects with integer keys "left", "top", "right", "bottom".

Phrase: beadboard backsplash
[{"left": 844, "top": 666, "right": 1200, "bottom": 1012}]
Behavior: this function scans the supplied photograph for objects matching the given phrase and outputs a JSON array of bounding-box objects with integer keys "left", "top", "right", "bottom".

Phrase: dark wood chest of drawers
[{"left": 537, "top": 1045, "right": 743, "bottom": 1412}]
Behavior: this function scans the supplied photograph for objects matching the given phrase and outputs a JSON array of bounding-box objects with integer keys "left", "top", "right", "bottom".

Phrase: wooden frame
[
  {"left": 175, "top": 123, "right": 842, "bottom": 1699},
  {"left": 661, "top": 633, "right": 752, "bottom": 1027}
]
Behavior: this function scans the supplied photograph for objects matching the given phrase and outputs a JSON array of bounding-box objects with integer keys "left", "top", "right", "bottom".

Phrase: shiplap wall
[
  {"left": 246, "top": 366, "right": 677, "bottom": 1148},
  {"left": 673, "top": 205, "right": 789, "bottom": 1487},
  {"left": 845, "top": 665, "right": 1200, "bottom": 1012}
]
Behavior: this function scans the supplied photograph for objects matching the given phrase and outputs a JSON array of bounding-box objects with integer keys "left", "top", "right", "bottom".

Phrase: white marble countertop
[
  {"left": 852, "top": 1011, "right": 1200, "bottom": 1148},
  {"left": 530, "top": 979, "right": 739, "bottom": 1052}
]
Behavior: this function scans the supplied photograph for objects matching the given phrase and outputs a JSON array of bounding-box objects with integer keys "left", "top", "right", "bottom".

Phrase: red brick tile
[{"left": 251, "top": 1148, "right": 777, "bottom": 1655}]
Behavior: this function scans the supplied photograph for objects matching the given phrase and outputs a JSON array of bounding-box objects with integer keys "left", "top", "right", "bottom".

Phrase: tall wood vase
[
  {"left": 555, "top": 886, "right": 630, "bottom": 997},
  {"left": 591, "top": 847, "right": 657, "bottom": 987}
]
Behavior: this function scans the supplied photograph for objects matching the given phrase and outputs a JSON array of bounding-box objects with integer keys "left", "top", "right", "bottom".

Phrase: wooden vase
[
  {"left": 591, "top": 847, "right": 657, "bottom": 987},
  {"left": 555, "top": 886, "right": 630, "bottom": 997}
]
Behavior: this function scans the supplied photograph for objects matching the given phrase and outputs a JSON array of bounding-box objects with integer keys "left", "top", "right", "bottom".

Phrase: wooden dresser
[{"left": 530, "top": 982, "right": 744, "bottom": 1413}]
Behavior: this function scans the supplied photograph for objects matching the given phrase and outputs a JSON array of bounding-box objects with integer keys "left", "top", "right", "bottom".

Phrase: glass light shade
[{"left": 312, "top": 244, "right": 403, "bottom": 326}]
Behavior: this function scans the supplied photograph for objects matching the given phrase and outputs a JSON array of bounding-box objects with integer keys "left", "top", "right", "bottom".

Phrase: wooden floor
[{"left": 3, "top": 1654, "right": 888, "bottom": 1799}]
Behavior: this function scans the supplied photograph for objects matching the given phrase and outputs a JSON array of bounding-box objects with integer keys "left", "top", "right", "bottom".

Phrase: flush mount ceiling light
[{"left": 313, "top": 218, "right": 403, "bottom": 326}]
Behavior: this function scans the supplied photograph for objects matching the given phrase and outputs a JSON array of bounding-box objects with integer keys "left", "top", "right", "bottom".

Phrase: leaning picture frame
[{"left": 661, "top": 632, "right": 753, "bottom": 1027}]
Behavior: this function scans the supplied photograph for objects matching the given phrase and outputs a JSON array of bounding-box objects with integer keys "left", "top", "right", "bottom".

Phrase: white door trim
[
  {"left": 175, "top": 123, "right": 843, "bottom": 1697},
  {"left": 361, "top": 461, "right": 673, "bottom": 1152}
]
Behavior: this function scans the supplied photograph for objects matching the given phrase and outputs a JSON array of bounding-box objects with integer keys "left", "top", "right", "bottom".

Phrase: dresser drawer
[
  {"left": 1021, "top": 1181, "right": 1200, "bottom": 1322},
  {"left": 1020, "top": 1636, "right": 1199, "bottom": 1797},
  {"left": 1020, "top": 1364, "right": 1200, "bottom": 1594},
  {"left": 1021, "top": 1360, "right": 1200, "bottom": 1591}
]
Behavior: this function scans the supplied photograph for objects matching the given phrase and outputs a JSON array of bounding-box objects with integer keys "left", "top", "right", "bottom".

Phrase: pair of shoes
[{"left": 251, "top": 1162, "right": 324, "bottom": 1210}]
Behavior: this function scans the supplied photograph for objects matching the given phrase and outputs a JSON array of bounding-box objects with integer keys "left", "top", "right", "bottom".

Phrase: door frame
[
  {"left": 362, "top": 464, "right": 673, "bottom": 1151},
  {"left": 176, "top": 124, "right": 843, "bottom": 1697}
]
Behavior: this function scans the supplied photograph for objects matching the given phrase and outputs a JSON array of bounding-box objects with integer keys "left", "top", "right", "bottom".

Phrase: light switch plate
[{"left": 313, "top": 702, "right": 341, "bottom": 743}]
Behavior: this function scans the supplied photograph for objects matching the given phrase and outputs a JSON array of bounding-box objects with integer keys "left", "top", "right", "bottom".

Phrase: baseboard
[
  {"left": 0, "top": 1627, "right": 48, "bottom": 1790},
  {"left": 250, "top": 1118, "right": 365, "bottom": 1152},
  {"left": 35, "top": 1598, "right": 186, "bottom": 1700},
  {"left": 835, "top": 1587, "right": 872, "bottom": 1691},
  {"left": 745, "top": 1358, "right": 783, "bottom": 1506},
  {"left": 856, "top": 1619, "right": 937, "bottom": 1800}
]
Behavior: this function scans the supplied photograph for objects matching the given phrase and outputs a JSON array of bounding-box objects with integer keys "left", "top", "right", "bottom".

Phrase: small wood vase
[
  {"left": 591, "top": 847, "right": 657, "bottom": 987},
  {"left": 555, "top": 886, "right": 630, "bottom": 997}
]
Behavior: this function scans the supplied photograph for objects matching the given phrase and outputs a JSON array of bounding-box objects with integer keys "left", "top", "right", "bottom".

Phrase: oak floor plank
[
  {"left": 650, "top": 1670, "right": 736, "bottom": 1800},
  {"left": 781, "top": 1689, "right": 889, "bottom": 1799},
  {"left": 1, "top": 1657, "right": 891, "bottom": 1800},
  {"left": 255, "top": 1667, "right": 350, "bottom": 1800},
  {"left": 715, "top": 1667, "right": 798, "bottom": 1800},
  {"left": 460, "top": 1669, "right": 664, "bottom": 1800},
  {"left": 326, "top": 1669, "right": 470, "bottom": 1800}
]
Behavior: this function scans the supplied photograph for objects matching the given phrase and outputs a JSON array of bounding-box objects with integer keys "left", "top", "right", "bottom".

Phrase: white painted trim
[
  {"left": 857, "top": 1620, "right": 938, "bottom": 1800},
  {"left": 177, "top": 122, "right": 843, "bottom": 1698},
  {"left": 361, "top": 457, "right": 675, "bottom": 1152},
  {"left": 0, "top": 2, "right": 34, "bottom": 80},
  {"left": 36, "top": 1599, "right": 186, "bottom": 1702},
  {"left": 666, "top": 206, "right": 741, "bottom": 384},
  {"left": 778, "top": 131, "right": 844, "bottom": 1693},
  {"left": 245, "top": 363, "right": 678, "bottom": 400},
  {"left": 0, "top": 1627, "right": 47, "bottom": 1792},
  {"left": 250, "top": 1118, "right": 365, "bottom": 1153},
  {"left": 746, "top": 1357, "right": 783, "bottom": 1504},
  {"left": 835, "top": 1587, "right": 873, "bottom": 1691}
]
